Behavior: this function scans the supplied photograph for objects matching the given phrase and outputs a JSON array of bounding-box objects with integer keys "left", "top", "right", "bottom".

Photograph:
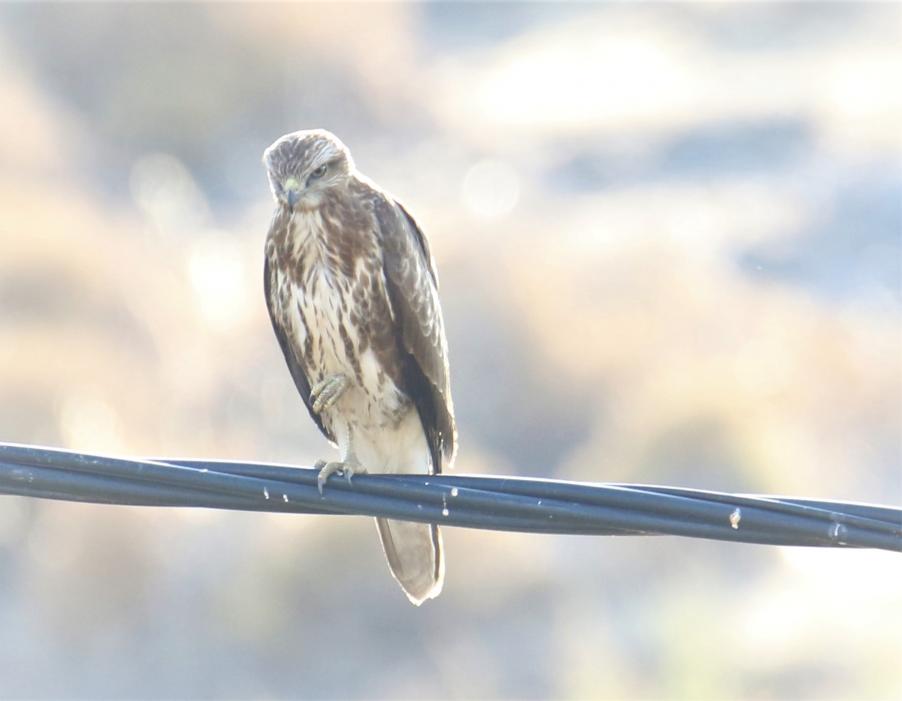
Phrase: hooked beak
[{"left": 282, "top": 176, "right": 302, "bottom": 208}]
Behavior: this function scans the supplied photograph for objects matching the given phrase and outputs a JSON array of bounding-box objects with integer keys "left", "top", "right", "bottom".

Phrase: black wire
[{"left": 0, "top": 442, "right": 899, "bottom": 551}]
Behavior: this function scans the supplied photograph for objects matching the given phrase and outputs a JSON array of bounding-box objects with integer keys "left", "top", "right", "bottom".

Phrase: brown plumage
[{"left": 262, "top": 129, "right": 456, "bottom": 604}]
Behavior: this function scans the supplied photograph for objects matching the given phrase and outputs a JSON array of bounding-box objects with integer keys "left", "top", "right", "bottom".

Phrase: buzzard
[{"left": 262, "top": 129, "right": 457, "bottom": 605}]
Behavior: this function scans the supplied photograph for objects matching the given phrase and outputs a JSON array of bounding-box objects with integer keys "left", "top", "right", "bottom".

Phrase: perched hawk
[{"left": 262, "top": 129, "right": 457, "bottom": 605}]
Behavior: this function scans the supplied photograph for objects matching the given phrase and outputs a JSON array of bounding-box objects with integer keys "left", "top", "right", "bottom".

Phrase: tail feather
[{"left": 376, "top": 518, "right": 443, "bottom": 605}]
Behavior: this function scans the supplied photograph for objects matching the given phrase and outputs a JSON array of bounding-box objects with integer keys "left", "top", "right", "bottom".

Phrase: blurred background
[{"left": 0, "top": 2, "right": 899, "bottom": 698}]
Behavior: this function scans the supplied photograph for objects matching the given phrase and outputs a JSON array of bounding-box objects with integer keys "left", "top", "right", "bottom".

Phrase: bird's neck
[{"left": 278, "top": 202, "right": 365, "bottom": 285}]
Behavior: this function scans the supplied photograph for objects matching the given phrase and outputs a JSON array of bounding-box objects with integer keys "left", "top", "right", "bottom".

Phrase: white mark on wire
[
  {"left": 830, "top": 522, "right": 847, "bottom": 544},
  {"left": 730, "top": 508, "right": 742, "bottom": 530}
]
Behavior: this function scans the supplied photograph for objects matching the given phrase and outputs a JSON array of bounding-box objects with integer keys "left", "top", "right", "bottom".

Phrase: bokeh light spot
[{"left": 460, "top": 159, "right": 520, "bottom": 220}]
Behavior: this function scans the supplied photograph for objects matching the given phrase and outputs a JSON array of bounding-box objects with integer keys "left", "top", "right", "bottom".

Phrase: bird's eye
[{"left": 309, "top": 164, "right": 327, "bottom": 180}]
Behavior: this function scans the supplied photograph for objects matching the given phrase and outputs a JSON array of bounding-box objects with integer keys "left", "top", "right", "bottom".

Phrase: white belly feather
[{"left": 278, "top": 211, "right": 431, "bottom": 475}]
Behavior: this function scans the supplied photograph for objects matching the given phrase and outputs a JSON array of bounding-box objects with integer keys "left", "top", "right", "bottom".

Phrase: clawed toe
[
  {"left": 316, "top": 460, "right": 343, "bottom": 495},
  {"left": 343, "top": 462, "right": 365, "bottom": 484},
  {"left": 315, "top": 458, "right": 366, "bottom": 495},
  {"left": 310, "top": 374, "right": 349, "bottom": 414}
]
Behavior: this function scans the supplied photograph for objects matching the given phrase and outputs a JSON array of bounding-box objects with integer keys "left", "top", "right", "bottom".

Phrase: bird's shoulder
[{"left": 347, "top": 174, "right": 438, "bottom": 289}]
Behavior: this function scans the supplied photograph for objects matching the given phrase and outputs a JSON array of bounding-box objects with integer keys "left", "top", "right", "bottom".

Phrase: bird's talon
[
  {"left": 314, "top": 459, "right": 364, "bottom": 495},
  {"left": 310, "top": 374, "right": 349, "bottom": 414},
  {"left": 344, "top": 463, "right": 366, "bottom": 484},
  {"left": 316, "top": 460, "right": 341, "bottom": 495}
]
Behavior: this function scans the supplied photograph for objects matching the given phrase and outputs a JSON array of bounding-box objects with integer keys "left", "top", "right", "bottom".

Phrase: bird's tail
[{"left": 375, "top": 518, "right": 443, "bottom": 605}]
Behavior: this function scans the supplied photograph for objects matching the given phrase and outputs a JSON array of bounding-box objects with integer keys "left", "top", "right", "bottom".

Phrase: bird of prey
[{"left": 262, "top": 129, "right": 457, "bottom": 605}]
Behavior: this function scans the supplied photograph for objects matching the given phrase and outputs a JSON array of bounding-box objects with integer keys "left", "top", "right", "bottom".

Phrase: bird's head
[{"left": 263, "top": 129, "right": 354, "bottom": 210}]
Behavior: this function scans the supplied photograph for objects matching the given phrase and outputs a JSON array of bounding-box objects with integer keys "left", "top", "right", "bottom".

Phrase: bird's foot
[
  {"left": 310, "top": 374, "right": 349, "bottom": 414},
  {"left": 314, "top": 457, "right": 366, "bottom": 495}
]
